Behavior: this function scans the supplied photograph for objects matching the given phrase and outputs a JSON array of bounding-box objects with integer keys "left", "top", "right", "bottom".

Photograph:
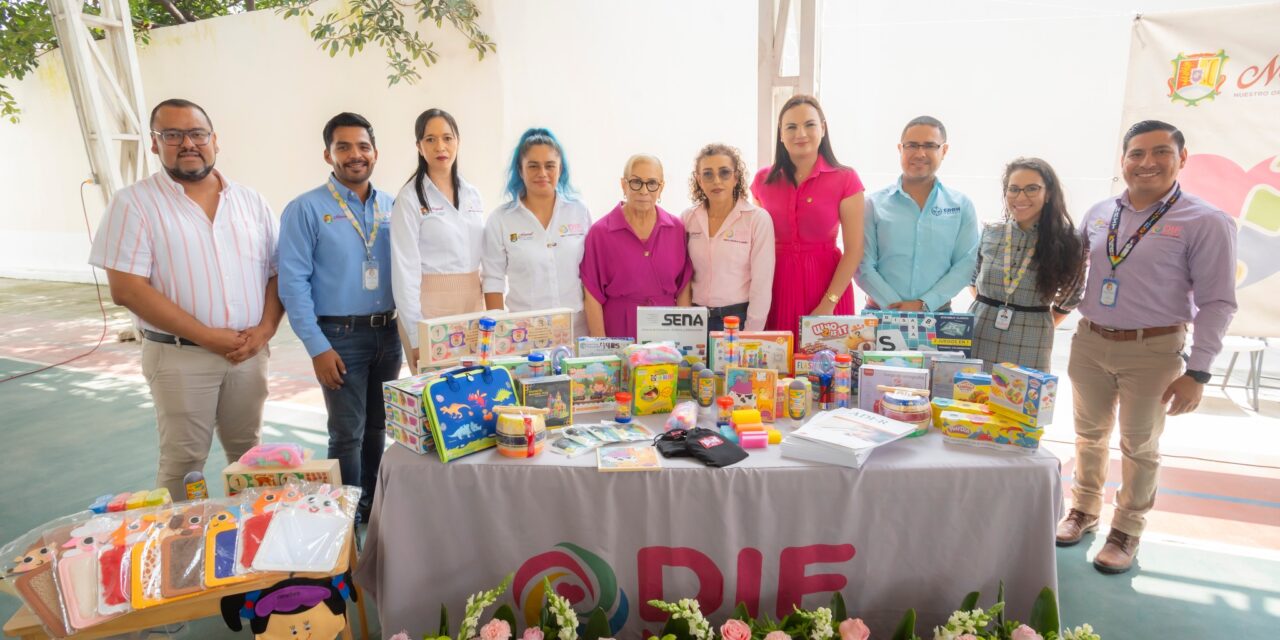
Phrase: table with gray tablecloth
[{"left": 354, "top": 416, "right": 1062, "bottom": 638}]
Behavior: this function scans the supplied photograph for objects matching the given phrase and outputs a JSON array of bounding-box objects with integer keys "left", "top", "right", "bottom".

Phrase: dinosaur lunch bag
[{"left": 424, "top": 365, "right": 519, "bottom": 462}]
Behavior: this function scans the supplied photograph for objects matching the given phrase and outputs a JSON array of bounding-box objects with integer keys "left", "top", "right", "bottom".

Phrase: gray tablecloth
[{"left": 355, "top": 416, "right": 1062, "bottom": 638}]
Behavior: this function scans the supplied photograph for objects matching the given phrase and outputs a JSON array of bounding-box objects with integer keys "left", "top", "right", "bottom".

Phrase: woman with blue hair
[{"left": 481, "top": 128, "right": 592, "bottom": 336}]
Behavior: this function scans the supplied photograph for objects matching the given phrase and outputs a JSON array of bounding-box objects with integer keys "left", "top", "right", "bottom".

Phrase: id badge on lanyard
[
  {"left": 995, "top": 222, "right": 1034, "bottom": 331},
  {"left": 994, "top": 306, "right": 1015, "bottom": 330},
  {"left": 1101, "top": 186, "right": 1179, "bottom": 309},
  {"left": 362, "top": 260, "right": 379, "bottom": 291},
  {"left": 1099, "top": 278, "right": 1119, "bottom": 307}
]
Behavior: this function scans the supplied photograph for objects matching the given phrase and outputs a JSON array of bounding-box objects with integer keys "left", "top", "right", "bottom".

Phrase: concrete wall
[{"left": 0, "top": 0, "right": 1254, "bottom": 282}]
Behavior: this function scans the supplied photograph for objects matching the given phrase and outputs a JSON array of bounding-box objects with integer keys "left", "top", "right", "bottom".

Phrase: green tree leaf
[
  {"left": 890, "top": 609, "right": 917, "bottom": 640},
  {"left": 829, "top": 591, "right": 847, "bottom": 622},
  {"left": 583, "top": 607, "right": 611, "bottom": 640},
  {"left": 960, "top": 591, "right": 981, "bottom": 612}
]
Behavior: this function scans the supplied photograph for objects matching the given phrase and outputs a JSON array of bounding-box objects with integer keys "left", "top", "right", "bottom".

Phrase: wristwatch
[
  {"left": 1185, "top": 369, "right": 1211, "bottom": 384},
  {"left": 825, "top": 293, "right": 840, "bottom": 304}
]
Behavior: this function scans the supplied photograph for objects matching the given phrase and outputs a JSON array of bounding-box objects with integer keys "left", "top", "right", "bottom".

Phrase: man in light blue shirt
[
  {"left": 856, "top": 116, "right": 979, "bottom": 311},
  {"left": 278, "top": 112, "right": 400, "bottom": 523}
]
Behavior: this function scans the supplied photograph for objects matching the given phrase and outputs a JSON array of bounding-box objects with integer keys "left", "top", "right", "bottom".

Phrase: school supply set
[
  {"left": 0, "top": 482, "right": 358, "bottom": 637},
  {"left": 383, "top": 365, "right": 521, "bottom": 462},
  {"left": 549, "top": 422, "right": 656, "bottom": 458}
]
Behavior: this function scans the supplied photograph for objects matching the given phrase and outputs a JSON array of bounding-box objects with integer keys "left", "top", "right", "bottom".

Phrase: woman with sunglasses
[
  {"left": 678, "top": 143, "right": 775, "bottom": 332},
  {"left": 969, "top": 157, "right": 1085, "bottom": 371},
  {"left": 390, "top": 108, "right": 485, "bottom": 372},
  {"left": 580, "top": 154, "right": 693, "bottom": 339},
  {"left": 751, "top": 94, "right": 865, "bottom": 339}
]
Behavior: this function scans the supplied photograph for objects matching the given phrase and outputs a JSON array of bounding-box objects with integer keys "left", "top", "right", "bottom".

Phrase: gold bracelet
[{"left": 825, "top": 293, "right": 839, "bottom": 304}]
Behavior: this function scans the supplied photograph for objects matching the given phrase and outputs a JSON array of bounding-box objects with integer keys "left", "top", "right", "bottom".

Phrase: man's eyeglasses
[
  {"left": 698, "top": 168, "right": 735, "bottom": 183},
  {"left": 627, "top": 178, "right": 662, "bottom": 192},
  {"left": 1005, "top": 185, "right": 1045, "bottom": 197},
  {"left": 901, "top": 142, "right": 942, "bottom": 152},
  {"left": 152, "top": 129, "right": 212, "bottom": 146}
]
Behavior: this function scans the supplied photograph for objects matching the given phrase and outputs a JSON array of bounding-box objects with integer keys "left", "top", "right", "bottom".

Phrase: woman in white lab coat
[
  {"left": 390, "top": 108, "right": 487, "bottom": 372},
  {"left": 481, "top": 128, "right": 592, "bottom": 338}
]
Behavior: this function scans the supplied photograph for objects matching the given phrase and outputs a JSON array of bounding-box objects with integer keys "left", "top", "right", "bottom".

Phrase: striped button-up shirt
[{"left": 89, "top": 169, "right": 279, "bottom": 332}]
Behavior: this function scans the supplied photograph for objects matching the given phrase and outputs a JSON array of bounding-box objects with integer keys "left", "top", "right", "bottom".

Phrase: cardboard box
[
  {"left": 859, "top": 350, "right": 925, "bottom": 368},
  {"left": 637, "top": 306, "right": 709, "bottom": 397},
  {"left": 708, "top": 331, "right": 794, "bottom": 375},
  {"left": 930, "top": 397, "right": 992, "bottom": 428},
  {"left": 383, "top": 371, "right": 444, "bottom": 414},
  {"left": 929, "top": 357, "right": 985, "bottom": 400},
  {"left": 576, "top": 337, "right": 635, "bottom": 358},
  {"left": 631, "top": 363, "right": 678, "bottom": 415},
  {"left": 953, "top": 372, "right": 993, "bottom": 404},
  {"left": 798, "top": 315, "right": 878, "bottom": 355},
  {"left": 990, "top": 362, "right": 1058, "bottom": 427},
  {"left": 725, "top": 367, "right": 780, "bottom": 422},
  {"left": 867, "top": 311, "right": 975, "bottom": 356},
  {"left": 223, "top": 459, "right": 341, "bottom": 496},
  {"left": 417, "top": 307, "right": 574, "bottom": 369},
  {"left": 939, "top": 411, "right": 1043, "bottom": 452},
  {"left": 564, "top": 355, "right": 623, "bottom": 413},
  {"left": 517, "top": 374, "right": 574, "bottom": 428},
  {"left": 858, "top": 364, "right": 930, "bottom": 412},
  {"left": 387, "top": 421, "right": 434, "bottom": 455},
  {"left": 384, "top": 402, "right": 429, "bottom": 434}
]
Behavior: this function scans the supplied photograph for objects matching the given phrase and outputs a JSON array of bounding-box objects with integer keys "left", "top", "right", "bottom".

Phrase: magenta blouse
[{"left": 580, "top": 204, "right": 693, "bottom": 338}]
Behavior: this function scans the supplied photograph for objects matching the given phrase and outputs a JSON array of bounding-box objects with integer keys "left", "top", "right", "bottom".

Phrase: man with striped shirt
[{"left": 89, "top": 98, "right": 283, "bottom": 498}]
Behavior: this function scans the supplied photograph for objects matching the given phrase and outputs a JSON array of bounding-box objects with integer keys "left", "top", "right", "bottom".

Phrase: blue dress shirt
[
  {"left": 279, "top": 175, "right": 396, "bottom": 357},
  {"left": 856, "top": 177, "right": 980, "bottom": 311}
]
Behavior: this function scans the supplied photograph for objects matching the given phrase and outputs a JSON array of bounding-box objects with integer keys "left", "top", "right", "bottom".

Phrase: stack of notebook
[{"left": 780, "top": 408, "right": 917, "bottom": 468}]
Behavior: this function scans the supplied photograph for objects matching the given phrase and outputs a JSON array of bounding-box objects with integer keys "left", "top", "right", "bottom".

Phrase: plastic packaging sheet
[{"left": 252, "top": 484, "right": 360, "bottom": 573}]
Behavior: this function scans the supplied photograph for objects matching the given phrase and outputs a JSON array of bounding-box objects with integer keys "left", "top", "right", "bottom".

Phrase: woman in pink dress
[{"left": 751, "top": 95, "right": 866, "bottom": 339}]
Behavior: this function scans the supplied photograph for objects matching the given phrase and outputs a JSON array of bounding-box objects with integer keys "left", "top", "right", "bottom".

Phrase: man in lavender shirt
[{"left": 1056, "top": 120, "right": 1238, "bottom": 574}]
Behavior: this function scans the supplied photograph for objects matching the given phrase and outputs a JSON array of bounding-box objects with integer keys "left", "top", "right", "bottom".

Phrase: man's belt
[
  {"left": 317, "top": 310, "right": 398, "bottom": 328},
  {"left": 1086, "top": 321, "right": 1183, "bottom": 342},
  {"left": 141, "top": 329, "right": 199, "bottom": 347}
]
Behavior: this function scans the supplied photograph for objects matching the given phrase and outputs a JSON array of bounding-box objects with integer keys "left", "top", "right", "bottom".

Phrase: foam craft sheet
[
  {"left": 223, "top": 459, "right": 341, "bottom": 496},
  {"left": 564, "top": 355, "right": 623, "bottom": 413},
  {"left": 253, "top": 491, "right": 349, "bottom": 573},
  {"left": 708, "top": 331, "right": 794, "bottom": 374},
  {"left": 204, "top": 506, "right": 250, "bottom": 588},
  {"left": 857, "top": 364, "right": 931, "bottom": 412},
  {"left": 798, "top": 315, "right": 878, "bottom": 355}
]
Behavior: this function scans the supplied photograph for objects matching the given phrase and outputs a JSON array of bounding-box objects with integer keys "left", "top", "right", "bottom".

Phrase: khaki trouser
[
  {"left": 1067, "top": 319, "right": 1186, "bottom": 536},
  {"left": 142, "top": 340, "right": 269, "bottom": 498},
  {"left": 397, "top": 271, "right": 484, "bottom": 373}
]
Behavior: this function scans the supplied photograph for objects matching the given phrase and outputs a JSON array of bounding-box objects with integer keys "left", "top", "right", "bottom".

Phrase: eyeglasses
[
  {"left": 698, "top": 168, "right": 735, "bottom": 183},
  {"left": 627, "top": 178, "right": 662, "bottom": 192},
  {"left": 1005, "top": 185, "right": 1045, "bottom": 197},
  {"left": 901, "top": 142, "right": 942, "bottom": 152},
  {"left": 152, "top": 129, "right": 212, "bottom": 146}
]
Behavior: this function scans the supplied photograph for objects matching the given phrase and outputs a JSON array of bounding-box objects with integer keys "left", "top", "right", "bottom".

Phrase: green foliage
[
  {"left": 493, "top": 604, "right": 519, "bottom": 638},
  {"left": 0, "top": 1, "right": 493, "bottom": 122},
  {"left": 660, "top": 615, "right": 691, "bottom": 639},
  {"left": 829, "top": 591, "right": 847, "bottom": 622},
  {"left": 1028, "top": 587, "right": 1060, "bottom": 637},
  {"left": 960, "top": 590, "right": 981, "bottom": 612},
  {"left": 891, "top": 608, "right": 918, "bottom": 640},
  {"left": 582, "top": 607, "right": 610, "bottom": 640},
  {"left": 277, "top": 1, "right": 495, "bottom": 87},
  {"left": 438, "top": 602, "right": 450, "bottom": 638}
]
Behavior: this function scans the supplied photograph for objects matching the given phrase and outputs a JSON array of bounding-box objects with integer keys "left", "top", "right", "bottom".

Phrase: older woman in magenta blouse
[{"left": 580, "top": 154, "right": 693, "bottom": 339}]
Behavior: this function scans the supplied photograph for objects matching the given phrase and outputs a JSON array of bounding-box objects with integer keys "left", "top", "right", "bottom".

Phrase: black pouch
[
  {"left": 653, "top": 429, "right": 693, "bottom": 458},
  {"left": 682, "top": 427, "right": 749, "bottom": 468}
]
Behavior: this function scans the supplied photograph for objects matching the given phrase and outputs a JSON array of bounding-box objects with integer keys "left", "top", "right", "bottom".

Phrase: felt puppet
[{"left": 220, "top": 574, "right": 356, "bottom": 640}]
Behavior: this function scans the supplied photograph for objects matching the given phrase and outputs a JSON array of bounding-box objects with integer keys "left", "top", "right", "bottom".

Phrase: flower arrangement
[{"left": 390, "top": 580, "right": 1100, "bottom": 640}]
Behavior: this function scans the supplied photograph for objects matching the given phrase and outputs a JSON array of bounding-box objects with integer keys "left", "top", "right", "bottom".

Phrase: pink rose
[
  {"left": 839, "top": 618, "right": 871, "bottom": 640},
  {"left": 764, "top": 631, "right": 792, "bottom": 640},
  {"left": 480, "top": 619, "right": 512, "bottom": 640},
  {"left": 521, "top": 628, "right": 545, "bottom": 640},
  {"left": 1011, "top": 625, "right": 1044, "bottom": 640},
  {"left": 721, "top": 619, "right": 752, "bottom": 640},
  {"left": 956, "top": 635, "right": 979, "bottom": 640}
]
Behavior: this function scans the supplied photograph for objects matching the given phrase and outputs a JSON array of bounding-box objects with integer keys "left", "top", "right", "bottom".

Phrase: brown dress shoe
[
  {"left": 1055, "top": 509, "right": 1099, "bottom": 547},
  {"left": 1093, "top": 529, "right": 1140, "bottom": 574}
]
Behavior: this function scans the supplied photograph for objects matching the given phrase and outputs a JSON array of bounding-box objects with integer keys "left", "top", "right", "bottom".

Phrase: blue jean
[{"left": 318, "top": 320, "right": 402, "bottom": 512}]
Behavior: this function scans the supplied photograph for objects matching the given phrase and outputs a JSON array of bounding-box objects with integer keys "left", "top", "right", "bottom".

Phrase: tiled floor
[{"left": 1, "top": 278, "right": 1277, "bottom": 638}]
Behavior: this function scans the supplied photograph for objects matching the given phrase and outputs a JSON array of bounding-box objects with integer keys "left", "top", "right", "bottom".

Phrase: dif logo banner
[{"left": 512, "top": 542, "right": 857, "bottom": 635}]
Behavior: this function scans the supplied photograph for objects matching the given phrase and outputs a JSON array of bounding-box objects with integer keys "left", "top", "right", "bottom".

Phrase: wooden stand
[{"left": 4, "top": 533, "right": 368, "bottom": 640}]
